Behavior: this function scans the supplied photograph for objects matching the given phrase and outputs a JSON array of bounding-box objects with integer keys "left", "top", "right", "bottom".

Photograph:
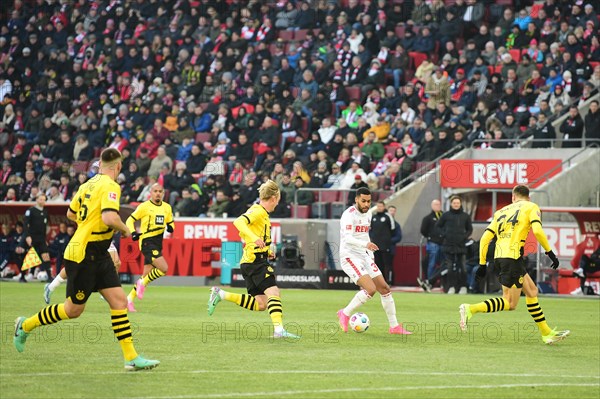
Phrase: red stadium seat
[
  {"left": 508, "top": 49, "right": 521, "bottom": 63},
  {"left": 317, "top": 190, "right": 339, "bottom": 202},
  {"left": 195, "top": 132, "right": 212, "bottom": 143},
  {"left": 409, "top": 52, "right": 428, "bottom": 69},
  {"left": 345, "top": 86, "right": 361, "bottom": 101},
  {"left": 293, "top": 205, "right": 310, "bottom": 218},
  {"left": 72, "top": 161, "right": 89, "bottom": 174},
  {"left": 278, "top": 30, "right": 294, "bottom": 41},
  {"left": 294, "top": 29, "right": 308, "bottom": 41}
]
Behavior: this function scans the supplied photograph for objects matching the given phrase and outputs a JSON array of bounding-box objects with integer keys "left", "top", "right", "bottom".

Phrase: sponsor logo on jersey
[
  {"left": 155, "top": 215, "right": 164, "bottom": 225},
  {"left": 355, "top": 225, "right": 369, "bottom": 233}
]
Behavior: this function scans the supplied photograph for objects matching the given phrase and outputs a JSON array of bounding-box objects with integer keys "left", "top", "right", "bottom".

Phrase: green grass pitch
[{"left": 1, "top": 283, "right": 599, "bottom": 398}]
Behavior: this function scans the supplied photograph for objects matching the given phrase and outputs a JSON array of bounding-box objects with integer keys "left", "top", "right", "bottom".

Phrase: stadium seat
[
  {"left": 294, "top": 29, "right": 308, "bottom": 41},
  {"left": 409, "top": 52, "right": 428, "bottom": 69},
  {"left": 345, "top": 86, "right": 361, "bottom": 101},
  {"left": 195, "top": 132, "right": 212, "bottom": 143},
  {"left": 311, "top": 202, "right": 328, "bottom": 219},
  {"left": 293, "top": 205, "right": 310, "bottom": 218},
  {"left": 72, "top": 161, "right": 89, "bottom": 174},
  {"left": 330, "top": 202, "right": 346, "bottom": 219},
  {"left": 278, "top": 30, "right": 294, "bottom": 41},
  {"left": 317, "top": 190, "right": 339, "bottom": 202},
  {"left": 509, "top": 49, "right": 521, "bottom": 63}
]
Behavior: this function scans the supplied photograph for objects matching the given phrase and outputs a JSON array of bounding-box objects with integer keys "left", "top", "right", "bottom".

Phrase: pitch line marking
[
  {"left": 131, "top": 383, "right": 600, "bottom": 399},
  {"left": 1, "top": 370, "right": 599, "bottom": 379}
]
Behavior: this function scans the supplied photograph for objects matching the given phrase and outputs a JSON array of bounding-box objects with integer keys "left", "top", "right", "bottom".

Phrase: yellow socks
[
  {"left": 526, "top": 296, "right": 552, "bottom": 336},
  {"left": 111, "top": 309, "right": 138, "bottom": 361},
  {"left": 469, "top": 297, "right": 509, "bottom": 315},
  {"left": 22, "top": 303, "right": 69, "bottom": 332},
  {"left": 267, "top": 296, "right": 283, "bottom": 330},
  {"left": 224, "top": 291, "right": 260, "bottom": 311},
  {"left": 142, "top": 268, "right": 165, "bottom": 286}
]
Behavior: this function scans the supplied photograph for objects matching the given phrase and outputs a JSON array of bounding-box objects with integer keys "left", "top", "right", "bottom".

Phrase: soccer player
[
  {"left": 207, "top": 180, "right": 299, "bottom": 339},
  {"left": 459, "top": 185, "right": 569, "bottom": 344},
  {"left": 14, "top": 148, "right": 160, "bottom": 370},
  {"left": 336, "top": 187, "right": 412, "bottom": 335},
  {"left": 125, "top": 184, "right": 174, "bottom": 312},
  {"left": 44, "top": 241, "right": 120, "bottom": 304}
]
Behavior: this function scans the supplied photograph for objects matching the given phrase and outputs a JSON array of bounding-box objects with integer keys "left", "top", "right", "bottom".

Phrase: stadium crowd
[{"left": 1, "top": 0, "right": 600, "bottom": 219}]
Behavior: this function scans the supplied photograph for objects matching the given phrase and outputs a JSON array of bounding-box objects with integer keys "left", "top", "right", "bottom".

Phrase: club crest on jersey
[
  {"left": 155, "top": 215, "right": 164, "bottom": 225},
  {"left": 108, "top": 192, "right": 117, "bottom": 201}
]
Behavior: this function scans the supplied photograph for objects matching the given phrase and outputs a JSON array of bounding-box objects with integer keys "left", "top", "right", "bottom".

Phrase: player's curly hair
[{"left": 258, "top": 179, "right": 280, "bottom": 200}]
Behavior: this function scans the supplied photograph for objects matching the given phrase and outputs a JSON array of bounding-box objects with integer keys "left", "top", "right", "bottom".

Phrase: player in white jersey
[
  {"left": 337, "top": 187, "right": 412, "bottom": 335},
  {"left": 43, "top": 241, "right": 120, "bottom": 304}
]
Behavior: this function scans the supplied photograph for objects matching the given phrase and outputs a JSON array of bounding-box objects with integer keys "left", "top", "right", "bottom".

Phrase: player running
[
  {"left": 336, "top": 187, "right": 412, "bottom": 335},
  {"left": 14, "top": 148, "right": 159, "bottom": 370},
  {"left": 207, "top": 180, "right": 299, "bottom": 339},
  {"left": 125, "top": 184, "right": 174, "bottom": 312},
  {"left": 459, "top": 185, "right": 569, "bottom": 344}
]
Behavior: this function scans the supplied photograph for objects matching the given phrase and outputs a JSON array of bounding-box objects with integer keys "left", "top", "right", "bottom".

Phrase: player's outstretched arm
[{"left": 103, "top": 211, "right": 131, "bottom": 238}]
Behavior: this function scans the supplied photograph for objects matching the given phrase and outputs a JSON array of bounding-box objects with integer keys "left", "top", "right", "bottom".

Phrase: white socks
[
  {"left": 48, "top": 275, "right": 66, "bottom": 292},
  {"left": 380, "top": 292, "right": 399, "bottom": 328},
  {"left": 343, "top": 289, "right": 371, "bottom": 316}
]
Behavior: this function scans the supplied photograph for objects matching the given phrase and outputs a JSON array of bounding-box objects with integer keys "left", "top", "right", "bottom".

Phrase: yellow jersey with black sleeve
[
  {"left": 233, "top": 203, "right": 272, "bottom": 264},
  {"left": 65, "top": 174, "right": 120, "bottom": 263},
  {"left": 126, "top": 200, "right": 174, "bottom": 248},
  {"left": 480, "top": 200, "right": 551, "bottom": 262}
]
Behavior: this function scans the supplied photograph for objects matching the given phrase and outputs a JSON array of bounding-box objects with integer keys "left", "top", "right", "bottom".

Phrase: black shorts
[
  {"left": 31, "top": 240, "right": 49, "bottom": 256},
  {"left": 496, "top": 258, "right": 527, "bottom": 289},
  {"left": 65, "top": 254, "right": 121, "bottom": 305},
  {"left": 141, "top": 235, "right": 163, "bottom": 265},
  {"left": 240, "top": 254, "right": 276, "bottom": 297}
]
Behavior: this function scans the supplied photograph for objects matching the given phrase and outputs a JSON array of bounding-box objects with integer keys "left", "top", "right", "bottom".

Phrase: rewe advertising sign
[{"left": 440, "top": 159, "right": 562, "bottom": 188}]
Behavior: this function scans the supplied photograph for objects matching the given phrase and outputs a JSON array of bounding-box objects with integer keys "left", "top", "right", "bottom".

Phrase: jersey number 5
[
  {"left": 497, "top": 210, "right": 520, "bottom": 234},
  {"left": 79, "top": 204, "right": 89, "bottom": 221}
]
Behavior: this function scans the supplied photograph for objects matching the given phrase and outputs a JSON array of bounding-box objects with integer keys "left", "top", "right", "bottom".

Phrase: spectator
[
  {"left": 207, "top": 190, "right": 230, "bottom": 218},
  {"left": 164, "top": 162, "right": 194, "bottom": 205},
  {"left": 346, "top": 174, "right": 369, "bottom": 206},
  {"left": 147, "top": 146, "right": 173, "bottom": 179},
  {"left": 370, "top": 201, "right": 398, "bottom": 283},
  {"left": 560, "top": 106, "right": 584, "bottom": 148},
  {"left": 361, "top": 132, "right": 385, "bottom": 161},
  {"left": 425, "top": 67, "right": 451, "bottom": 110},
  {"left": 528, "top": 113, "right": 556, "bottom": 148},
  {"left": 436, "top": 195, "right": 473, "bottom": 294},
  {"left": 292, "top": 176, "right": 313, "bottom": 205},
  {"left": 584, "top": 100, "right": 600, "bottom": 145},
  {"left": 417, "top": 199, "right": 445, "bottom": 292}
]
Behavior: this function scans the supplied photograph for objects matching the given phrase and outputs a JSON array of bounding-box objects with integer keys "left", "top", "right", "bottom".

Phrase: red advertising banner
[
  {"left": 440, "top": 159, "right": 562, "bottom": 188},
  {"left": 171, "top": 218, "right": 281, "bottom": 243}
]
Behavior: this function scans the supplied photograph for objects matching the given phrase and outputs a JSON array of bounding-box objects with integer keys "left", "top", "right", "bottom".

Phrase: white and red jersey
[{"left": 340, "top": 205, "right": 374, "bottom": 258}]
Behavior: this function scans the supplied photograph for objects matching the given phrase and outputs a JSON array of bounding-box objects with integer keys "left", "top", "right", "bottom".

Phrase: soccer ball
[
  {"left": 36, "top": 271, "right": 48, "bottom": 281},
  {"left": 349, "top": 312, "right": 370, "bottom": 333}
]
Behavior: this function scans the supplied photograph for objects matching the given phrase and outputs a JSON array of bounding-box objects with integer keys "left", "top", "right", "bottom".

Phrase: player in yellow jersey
[
  {"left": 459, "top": 185, "right": 569, "bottom": 344},
  {"left": 207, "top": 180, "right": 300, "bottom": 339},
  {"left": 14, "top": 148, "right": 160, "bottom": 370},
  {"left": 125, "top": 184, "right": 174, "bottom": 312}
]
